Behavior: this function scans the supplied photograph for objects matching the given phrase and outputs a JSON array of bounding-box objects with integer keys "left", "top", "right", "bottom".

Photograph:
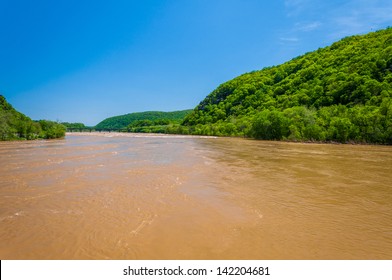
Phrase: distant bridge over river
[{"left": 66, "top": 127, "right": 128, "bottom": 133}]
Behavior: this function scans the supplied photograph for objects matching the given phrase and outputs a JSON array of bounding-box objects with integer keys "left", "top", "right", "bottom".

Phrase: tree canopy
[
  {"left": 0, "top": 95, "right": 66, "bottom": 140},
  {"left": 95, "top": 110, "right": 192, "bottom": 130}
]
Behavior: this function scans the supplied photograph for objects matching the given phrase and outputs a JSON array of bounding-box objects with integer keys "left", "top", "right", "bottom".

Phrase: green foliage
[
  {"left": 95, "top": 110, "right": 192, "bottom": 130},
  {"left": 38, "top": 120, "right": 66, "bottom": 139},
  {"left": 0, "top": 95, "right": 65, "bottom": 140},
  {"left": 62, "top": 122, "right": 94, "bottom": 132},
  {"left": 182, "top": 28, "right": 392, "bottom": 144},
  {"left": 126, "top": 118, "right": 174, "bottom": 133},
  {"left": 62, "top": 122, "right": 86, "bottom": 129},
  {"left": 251, "top": 110, "right": 290, "bottom": 140}
]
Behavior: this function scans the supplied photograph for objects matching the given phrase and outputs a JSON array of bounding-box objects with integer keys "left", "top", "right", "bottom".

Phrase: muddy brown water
[{"left": 0, "top": 133, "right": 391, "bottom": 259}]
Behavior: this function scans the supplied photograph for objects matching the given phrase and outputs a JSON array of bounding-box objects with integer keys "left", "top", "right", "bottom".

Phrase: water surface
[{"left": 0, "top": 133, "right": 391, "bottom": 259}]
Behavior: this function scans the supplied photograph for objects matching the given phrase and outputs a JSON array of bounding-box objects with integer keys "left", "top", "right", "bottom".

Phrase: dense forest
[
  {"left": 0, "top": 95, "right": 66, "bottom": 140},
  {"left": 181, "top": 28, "right": 392, "bottom": 144},
  {"left": 95, "top": 110, "right": 192, "bottom": 131}
]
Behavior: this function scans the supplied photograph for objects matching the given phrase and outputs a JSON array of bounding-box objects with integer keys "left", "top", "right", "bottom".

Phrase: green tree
[{"left": 251, "top": 110, "right": 290, "bottom": 140}]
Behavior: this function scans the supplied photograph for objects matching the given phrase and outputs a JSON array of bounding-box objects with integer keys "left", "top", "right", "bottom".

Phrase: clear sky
[{"left": 1, "top": 0, "right": 392, "bottom": 126}]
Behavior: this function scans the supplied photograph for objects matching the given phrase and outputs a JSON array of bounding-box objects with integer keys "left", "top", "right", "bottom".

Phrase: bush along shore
[{"left": 0, "top": 95, "right": 66, "bottom": 141}]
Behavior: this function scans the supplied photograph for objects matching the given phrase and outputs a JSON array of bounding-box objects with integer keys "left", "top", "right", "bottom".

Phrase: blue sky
[{"left": 1, "top": 0, "right": 392, "bottom": 126}]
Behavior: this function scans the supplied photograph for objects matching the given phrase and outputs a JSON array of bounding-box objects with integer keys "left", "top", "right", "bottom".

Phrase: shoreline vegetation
[
  {"left": 2, "top": 28, "right": 392, "bottom": 144},
  {"left": 0, "top": 95, "right": 66, "bottom": 141}
]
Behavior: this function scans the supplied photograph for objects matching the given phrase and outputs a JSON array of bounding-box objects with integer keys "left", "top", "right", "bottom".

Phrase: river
[{"left": 0, "top": 133, "right": 391, "bottom": 259}]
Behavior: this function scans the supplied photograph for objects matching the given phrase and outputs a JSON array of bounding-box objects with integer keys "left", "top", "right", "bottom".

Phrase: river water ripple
[{"left": 0, "top": 133, "right": 391, "bottom": 259}]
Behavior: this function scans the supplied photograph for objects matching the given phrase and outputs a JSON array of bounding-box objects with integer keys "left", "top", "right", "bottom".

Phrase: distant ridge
[{"left": 95, "top": 109, "right": 192, "bottom": 130}]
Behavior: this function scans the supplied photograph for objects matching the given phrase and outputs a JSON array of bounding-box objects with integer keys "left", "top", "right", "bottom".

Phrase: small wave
[
  {"left": 131, "top": 214, "right": 157, "bottom": 236},
  {"left": 0, "top": 211, "right": 25, "bottom": 221}
]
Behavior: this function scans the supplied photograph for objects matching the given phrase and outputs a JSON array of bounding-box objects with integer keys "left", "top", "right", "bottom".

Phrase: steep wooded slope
[
  {"left": 183, "top": 28, "right": 392, "bottom": 143},
  {"left": 0, "top": 95, "right": 65, "bottom": 140}
]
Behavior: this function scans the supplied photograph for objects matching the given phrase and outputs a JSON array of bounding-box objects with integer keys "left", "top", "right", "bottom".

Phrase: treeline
[
  {"left": 0, "top": 95, "right": 66, "bottom": 140},
  {"left": 95, "top": 110, "right": 192, "bottom": 130},
  {"left": 61, "top": 122, "right": 96, "bottom": 132},
  {"left": 180, "top": 104, "right": 391, "bottom": 143},
  {"left": 181, "top": 28, "right": 392, "bottom": 144},
  {"left": 62, "top": 122, "right": 86, "bottom": 130},
  {"left": 126, "top": 119, "right": 172, "bottom": 133}
]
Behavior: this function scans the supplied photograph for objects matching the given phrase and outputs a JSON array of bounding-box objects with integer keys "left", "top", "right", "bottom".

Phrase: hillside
[
  {"left": 183, "top": 28, "right": 392, "bottom": 144},
  {"left": 0, "top": 95, "right": 66, "bottom": 140},
  {"left": 95, "top": 109, "right": 192, "bottom": 130}
]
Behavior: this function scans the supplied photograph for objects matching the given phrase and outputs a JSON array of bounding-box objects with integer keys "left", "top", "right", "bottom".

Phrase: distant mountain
[
  {"left": 182, "top": 28, "right": 392, "bottom": 144},
  {"left": 95, "top": 109, "right": 192, "bottom": 130},
  {"left": 0, "top": 95, "right": 66, "bottom": 140}
]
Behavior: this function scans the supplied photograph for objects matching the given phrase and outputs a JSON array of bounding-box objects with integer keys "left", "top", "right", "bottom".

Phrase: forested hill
[
  {"left": 183, "top": 28, "right": 392, "bottom": 144},
  {"left": 0, "top": 95, "right": 66, "bottom": 140},
  {"left": 95, "top": 109, "right": 192, "bottom": 130}
]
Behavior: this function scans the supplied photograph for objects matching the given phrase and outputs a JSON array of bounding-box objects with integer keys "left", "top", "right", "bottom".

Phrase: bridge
[{"left": 66, "top": 127, "right": 128, "bottom": 133}]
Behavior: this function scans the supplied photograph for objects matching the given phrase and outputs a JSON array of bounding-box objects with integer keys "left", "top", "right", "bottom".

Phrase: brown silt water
[{"left": 0, "top": 133, "right": 391, "bottom": 259}]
